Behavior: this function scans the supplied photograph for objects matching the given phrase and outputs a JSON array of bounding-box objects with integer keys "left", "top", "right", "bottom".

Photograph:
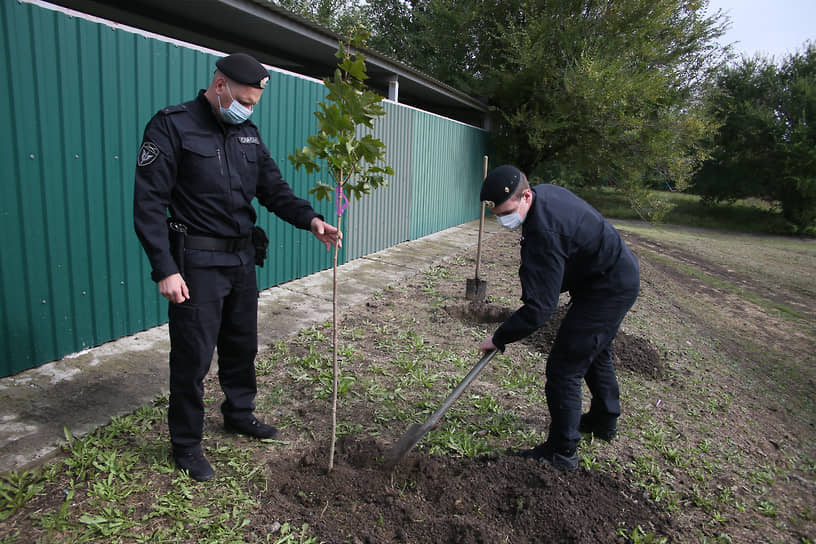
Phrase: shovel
[
  {"left": 385, "top": 349, "right": 498, "bottom": 469},
  {"left": 465, "top": 156, "right": 489, "bottom": 302}
]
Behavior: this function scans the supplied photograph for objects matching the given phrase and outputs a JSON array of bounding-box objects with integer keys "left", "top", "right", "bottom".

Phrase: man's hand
[
  {"left": 158, "top": 273, "right": 190, "bottom": 304},
  {"left": 478, "top": 336, "right": 497, "bottom": 354},
  {"left": 310, "top": 217, "right": 342, "bottom": 251}
]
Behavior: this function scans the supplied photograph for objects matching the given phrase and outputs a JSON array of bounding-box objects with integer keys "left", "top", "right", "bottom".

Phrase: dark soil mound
[
  {"left": 613, "top": 332, "right": 666, "bottom": 378},
  {"left": 520, "top": 306, "right": 667, "bottom": 379},
  {"left": 523, "top": 305, "right": 570, "bottom": 348},
  {"left": 444, "top": 302, "right": 515, "bottom": 323},
  {"left": 255, "top": 436, "right": 676, "bottom": 543}
]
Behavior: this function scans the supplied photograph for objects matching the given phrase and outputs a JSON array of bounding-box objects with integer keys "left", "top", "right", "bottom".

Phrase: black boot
[
  {"left": 578, "top": 412, "right": 617, "bottom": 441},
  {"left": 517, "top": 442, "right": 578, "bottom": 471},
  {"left": 224, "top": 417, "right": 279, "bottom": 439},
  {"left": 174, "top": 449, "right": 214, "bottom": 481}
]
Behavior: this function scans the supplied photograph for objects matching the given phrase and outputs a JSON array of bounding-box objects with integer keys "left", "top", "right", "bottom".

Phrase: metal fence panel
[
  {"left": 0, "top": 4, "right": 196, "bottom": 372},
  {"left": 343, "top": 101, "right": 415, "bottom": 260},
  {"left": 0, "top": 1, "right": 490, "bottom": 377},
  {"left": 410, "top": 110, "right": 490, "bottom": 240}
]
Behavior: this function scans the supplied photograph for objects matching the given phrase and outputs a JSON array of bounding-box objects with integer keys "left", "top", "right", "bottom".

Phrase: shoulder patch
[
  {"left": 238, "top": 136, "right": 260, "bottom": 144},
  {"left": 137, "top": 141, "right": 160, "bottom": 166}
]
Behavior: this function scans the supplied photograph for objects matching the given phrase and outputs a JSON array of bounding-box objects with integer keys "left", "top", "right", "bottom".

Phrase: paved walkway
[{"left": 0, "top": 219, "right": 500, "bottom": 473}]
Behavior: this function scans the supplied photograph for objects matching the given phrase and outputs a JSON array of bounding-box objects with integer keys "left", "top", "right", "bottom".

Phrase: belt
[{"left": 185, "top": 233, "right": 251, "bottom": 252}]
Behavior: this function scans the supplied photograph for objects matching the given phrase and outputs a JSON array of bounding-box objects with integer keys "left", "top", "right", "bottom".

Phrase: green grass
[
  {"left": 0, "top": 401, "right": 276, "bottom": 544},
  {"left": 636, "top": 248, "right": 807, "bottom": 320},
  {"left": 574, "top": 187, "right": 803, "bottom": 235}
]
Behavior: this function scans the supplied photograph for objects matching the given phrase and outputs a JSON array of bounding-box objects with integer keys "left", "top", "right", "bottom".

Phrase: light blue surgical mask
[
  {"left": 497, "top": 193, "right": 529, "bottom": 229},
  {"left": 498, "top": 211, "right": 524, "bottom": 230},
  {"left": 218, "top": 83, "right": 253, "bottom": 124}
]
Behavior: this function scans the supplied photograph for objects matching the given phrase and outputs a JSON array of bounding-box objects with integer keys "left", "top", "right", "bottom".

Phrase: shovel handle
[
  {"left": 421, "top": 349, "right": 498, "bottom": 432},
  {"left": 474, "top": 155, "right": 488, "bottom": 280},
  {"left": 386, "top": 349, "right": 499, "bottom": 468},
  {"left": 475, "top": 203, "right": 486, "bottom": 280}
]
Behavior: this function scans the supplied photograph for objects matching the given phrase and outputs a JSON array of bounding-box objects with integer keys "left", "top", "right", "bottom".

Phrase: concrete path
[{"left": 0, "top": 219, "right": 500, "bottom": 473}]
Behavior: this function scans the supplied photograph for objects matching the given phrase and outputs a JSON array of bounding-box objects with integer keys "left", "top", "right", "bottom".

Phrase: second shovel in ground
[{"left": 466, "top": 155, "right": 489, "bottom": 302}]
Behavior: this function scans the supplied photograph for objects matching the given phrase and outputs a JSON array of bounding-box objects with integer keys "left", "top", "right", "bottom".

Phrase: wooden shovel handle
[{"left": 475, "top": 155, "right": 488, "bottom": 280}]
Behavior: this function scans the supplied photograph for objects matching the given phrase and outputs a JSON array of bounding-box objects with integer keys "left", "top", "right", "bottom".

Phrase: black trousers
[
  {"left": 545, "top": 247, "right": 640, "bottom": 453},
  {"left": 167, "top": 262, "right": 258, "bottom": 452}
]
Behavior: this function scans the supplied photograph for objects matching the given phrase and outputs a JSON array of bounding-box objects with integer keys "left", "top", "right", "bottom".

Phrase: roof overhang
[{"left": 37, "top": 0, "right": 489, "bottom": 127}]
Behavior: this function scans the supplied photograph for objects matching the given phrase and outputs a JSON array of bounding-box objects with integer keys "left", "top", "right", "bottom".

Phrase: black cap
[
  {"left": 216, "top": 53, "right": 269, "bottom": 89},
  {"left": 480, "top": 165, "right": 523, "bottom": 208}
]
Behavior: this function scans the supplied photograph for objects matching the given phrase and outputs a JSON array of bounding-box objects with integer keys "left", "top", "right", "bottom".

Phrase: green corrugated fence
[{"left": 0, "top": 0, "right": 490, "bottom": 377}]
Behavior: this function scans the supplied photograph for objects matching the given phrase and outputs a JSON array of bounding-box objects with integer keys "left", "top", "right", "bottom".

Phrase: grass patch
[
  {"left": 0, "top": 401, "right": 274, "bottom": 544},
  {"left": 574, "top": 187, "right": 801, "bottom": 235},
  {"left": 638, "top": 248, "right": 807, "bottom": 320}
]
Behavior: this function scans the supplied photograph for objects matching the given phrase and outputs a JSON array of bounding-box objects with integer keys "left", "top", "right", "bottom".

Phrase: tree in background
[
  {"left": 778, "top": 44, "right": 816, "bottom": 228},
  {"left": 693, "top": 57, "right": 781, "bottom": 203},
  {"left": 362, "top": 0, "right": 728, "bottom": 221},
  {"left": 272, "top": 1, "right": 738, "bottom": 222},
  {"left": 482, "top": 0, "right": 727, "bottom": 221},
  {"left": 272, "top": 0, "right": 367, "bottom": 36},
  {"left": 362, "top": 0, "right": 513, "bottom": 96},
  {"left": 694, "top": 43, "right": 816, "bottom": 230}
]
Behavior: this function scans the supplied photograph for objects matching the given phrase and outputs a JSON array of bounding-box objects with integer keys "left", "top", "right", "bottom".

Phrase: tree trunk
[{"left": 328, "top": 197, "right": 344, "bottom": 471}]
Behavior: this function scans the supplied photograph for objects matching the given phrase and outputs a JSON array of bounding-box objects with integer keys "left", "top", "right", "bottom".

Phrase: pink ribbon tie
[{"left": 336, "top": 185, "right": 349, "bottom": 216}]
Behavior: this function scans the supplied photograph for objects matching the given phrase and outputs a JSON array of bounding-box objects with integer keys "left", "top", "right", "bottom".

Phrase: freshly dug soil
[
  {"left": 251, "top": 282, "right": 673, "bottom": 543},
  {"left": 256, "top": 436, "right": 674, "bottom": 544}
]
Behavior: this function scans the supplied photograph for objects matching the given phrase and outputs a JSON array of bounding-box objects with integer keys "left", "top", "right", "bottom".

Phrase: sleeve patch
[{"left": 137, "top": 141, "right": 160, "bottom": 166}]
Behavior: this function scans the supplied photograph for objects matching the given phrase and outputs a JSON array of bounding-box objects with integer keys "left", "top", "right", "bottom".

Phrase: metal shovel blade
[
  {"left": 384, "top": 422, "right": 427, "bottom": 468},
  {"left": 465, "top": 277, "right": 487, "bottom": 302},
  {"left": 384, "top": 349, "right": 498, "bottom": 469}
]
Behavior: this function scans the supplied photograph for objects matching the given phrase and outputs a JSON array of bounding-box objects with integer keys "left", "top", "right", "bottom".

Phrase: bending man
[{"left": 478, "top": 165, "right": 639, "bottom": 471}]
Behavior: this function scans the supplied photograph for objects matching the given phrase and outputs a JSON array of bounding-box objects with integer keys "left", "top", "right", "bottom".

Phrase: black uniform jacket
[
  {"left": 491, "top": 184, "right": 631, "bottom": 350},
  {"left": 134, "top": 90, "right": 320, "bottom": 282}
]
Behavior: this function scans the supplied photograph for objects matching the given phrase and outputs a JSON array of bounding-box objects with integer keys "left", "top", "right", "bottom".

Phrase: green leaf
[
  {"left": 288, "top": 148, "right": 321, "bottom": 174},
  {"left": 308, "top": 182, "right": 336, "bottom": 202},
  {"left": 292, "top": 30, "right": 393, "bottom": 230},
  {"left": 340, "top": 56, "right": 368, "bottom": 83},
  {"left": 318, "top": 103, "right": 355, "bottom": 134}
]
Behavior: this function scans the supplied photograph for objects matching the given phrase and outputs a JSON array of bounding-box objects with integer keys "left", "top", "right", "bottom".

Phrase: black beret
[
  {"left": 480, "top": 165, "right": 523, "bottom": 208},
  {"left": 216, "top": 53, "right": 269, "bottom": 89}
]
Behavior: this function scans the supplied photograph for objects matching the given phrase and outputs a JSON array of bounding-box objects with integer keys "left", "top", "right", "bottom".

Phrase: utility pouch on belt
[
  {"left": 168, "top": 219, "right": 187, "bottom": 276},
  {"left": 252, "top": 226, "right": 269, "bottom": 267}
]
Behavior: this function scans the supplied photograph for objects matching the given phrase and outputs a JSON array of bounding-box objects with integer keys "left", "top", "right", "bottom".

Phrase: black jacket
[
  {"left": 134, "top": 91, "right": 320, "bottom": 281},
  {"left": 492, "top": 184, "right": 637, "bottom": 350}
]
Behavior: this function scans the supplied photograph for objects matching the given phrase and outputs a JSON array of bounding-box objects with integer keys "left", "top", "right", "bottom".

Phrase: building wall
[{"left": 0, "top": 0, "right": 489, "bottom": 377}]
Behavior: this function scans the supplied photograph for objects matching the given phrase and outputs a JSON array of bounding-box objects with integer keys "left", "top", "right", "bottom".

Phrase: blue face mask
[
  {"left": 498, "top": 211, "right": 524, "bottom": 230},
  {"left": 218, "top": 83, "right": 253, "bottom": 124},
  {"left": 497, "top": 196, "right": 527, "bottom": 230}
]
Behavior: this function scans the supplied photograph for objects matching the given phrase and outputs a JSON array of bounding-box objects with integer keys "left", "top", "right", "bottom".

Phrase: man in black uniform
[
  {"left": 134, "top": 53, "right": 340, "bottom": 481},
  {"left": 477, "top": 165, "right": 639, "bottom": 471}
]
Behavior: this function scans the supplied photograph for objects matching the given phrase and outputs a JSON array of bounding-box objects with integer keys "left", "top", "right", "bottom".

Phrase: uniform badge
[
  {"left": 137, "top": 141, "right": 160, "bottom": 166},
  {"left": 260, "top": 76, "right": 269, "bottom": 89}
]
